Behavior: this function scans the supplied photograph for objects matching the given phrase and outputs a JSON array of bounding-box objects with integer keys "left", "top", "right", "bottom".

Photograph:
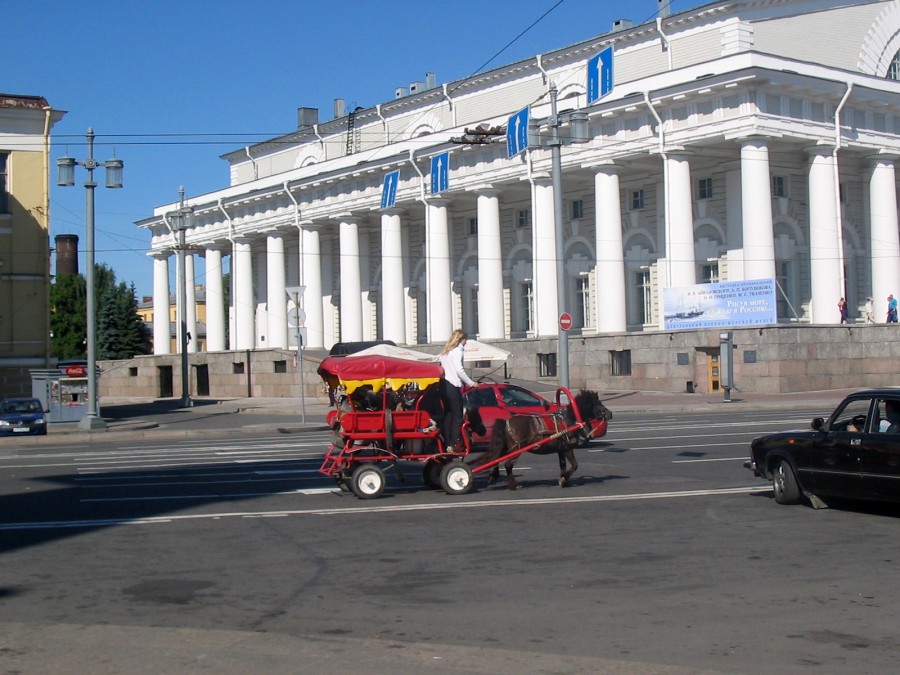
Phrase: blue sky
[{"left": 8, "top": 0, "right": 684, "bottom": 298}]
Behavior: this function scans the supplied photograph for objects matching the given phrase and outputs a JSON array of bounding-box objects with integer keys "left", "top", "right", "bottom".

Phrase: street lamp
[
  {"left": 542, "top": 83, "right": 590, "bottom": 389},
  {"left": 166, "top": 186, "right": 194, "bottom": 408},
  {"left": 57, "top": 128, "right": 124, "bottom": 430}
]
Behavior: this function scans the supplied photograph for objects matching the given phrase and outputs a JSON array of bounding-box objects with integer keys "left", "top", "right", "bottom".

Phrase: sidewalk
[{"left": 9, "top": 385, "right": 856, "bottom": 446}]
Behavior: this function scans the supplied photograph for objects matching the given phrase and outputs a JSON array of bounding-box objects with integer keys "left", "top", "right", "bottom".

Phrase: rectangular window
[
  {"left": 128, "top": 367, "right": 138, "bottom": 377},
  {"left": 631, "top": 189, "right": 644, "bottom": 210},
  {"left": 517, "top": 281, "right": 534, "bottom": 333},
  {"left": 701, "top": 263, "right": 719, "bottom": 284},
  {"left": 468, "top": 217, "right": 478, "bottom": 236},
  {"left": 571, "top": 199, "right": 584, "bottom": 220},
  {"left": 538, "top": 352, "right": 557, "bottom": 377},
  {"left": 698, "top": 177, "right": 713, "bottom": 200},
  {"left": 274, "top": 360, "right": 287, "bottom": 373},
  {"left": 233, "top": 362, "right": 245, "bottom": 374},
  {"left": 576, "top": 276, "right": 590, "bottom": 328},
  {"left": 0, "top": 154, "right": 8, "bottom": 214},
  {"left": 610, "top": 350, "right": 632, "bottom": 376},
  {"left": 772, "top": 175, "right": 787, "bottom": 198},
  {"left": 636, "top": 270, "right": 652, "bottom": 325},
  {"left": 516, "top": 209, "right": 531, "bottom": 228}
]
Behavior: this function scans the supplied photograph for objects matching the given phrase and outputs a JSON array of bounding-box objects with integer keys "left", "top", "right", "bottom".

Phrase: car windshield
[
  {"left": 1, "top": 401, "right": 39, "bottom": 413},
  {"left": 500, "top": 386, "right": 545, "bottom": 407}
]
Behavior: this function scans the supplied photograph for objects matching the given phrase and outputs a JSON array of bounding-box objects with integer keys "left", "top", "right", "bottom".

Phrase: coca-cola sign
[{"left": 64, "top": 365, "right": 86, "bottom": 377}]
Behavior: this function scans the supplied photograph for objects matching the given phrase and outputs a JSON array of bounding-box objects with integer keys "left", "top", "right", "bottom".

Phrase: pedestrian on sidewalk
[
  {"left": 865, "top": 296, "right": 874, "bottom": 324},
  {"left": 888, "top": 294, "right": 898, "bottom": 323},
  {"left": 838, "top": 297, "right": 849, "bottom": 324}
]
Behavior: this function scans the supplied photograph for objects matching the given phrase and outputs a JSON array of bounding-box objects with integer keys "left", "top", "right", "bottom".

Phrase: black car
[{"left": 745, "top": 388, "right": 900, "bottom": 507}]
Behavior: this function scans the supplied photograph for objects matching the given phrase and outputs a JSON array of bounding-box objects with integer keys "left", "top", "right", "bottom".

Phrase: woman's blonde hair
[{"left": 440, "top": 329, "right": 468, "bottom": 355}]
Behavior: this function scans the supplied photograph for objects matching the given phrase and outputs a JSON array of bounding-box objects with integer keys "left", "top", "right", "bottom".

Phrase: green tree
[
  {"left": 49, "top": 273, "right": 86, "bottom": 359},
  {"left": 97, "top": 280, "right": 152, "bottom": 359},
  {"left": 50, "top": 263, "right": 152, "bottom": 361}
]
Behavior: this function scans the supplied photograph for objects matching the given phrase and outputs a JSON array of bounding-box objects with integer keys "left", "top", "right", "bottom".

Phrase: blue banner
[{"left": 663, "top": 278, "right": 777, "bottom": 330}]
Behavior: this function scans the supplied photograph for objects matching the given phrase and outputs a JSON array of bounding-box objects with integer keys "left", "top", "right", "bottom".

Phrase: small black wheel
[
  {"left": 336, "top": 479, "right": 351, "bottom": 493},
  {"left": 423, "top": 461, "right": 443, "bottom": 488},
  {"left": 440, "top": 461, "right": 474, "bottom": 496},
  {"left": 772, "top": 460, "right": 801, "bottom": 505},
  {"left": 351, "top": 464, "right": 386, "bottom": 499}
]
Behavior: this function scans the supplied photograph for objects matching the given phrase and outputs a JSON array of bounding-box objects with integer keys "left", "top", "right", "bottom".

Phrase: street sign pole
[{"left": 549, "top": 83, "right": 569, "bottom": 389}]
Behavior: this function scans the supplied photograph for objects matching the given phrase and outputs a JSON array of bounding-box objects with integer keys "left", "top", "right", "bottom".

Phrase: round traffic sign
[{"left": 559, "top": 312, "right": 573, "bottom": 331}]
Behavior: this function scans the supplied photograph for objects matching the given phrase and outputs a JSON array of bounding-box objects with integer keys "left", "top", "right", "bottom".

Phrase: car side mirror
[{"left": 811, "top": 417, "right": 825, "bottom": 431}]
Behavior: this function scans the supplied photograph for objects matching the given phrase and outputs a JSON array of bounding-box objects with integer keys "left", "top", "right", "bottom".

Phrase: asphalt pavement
[{"left": 12, "top": 382, "right": 860, "bottom": 446}]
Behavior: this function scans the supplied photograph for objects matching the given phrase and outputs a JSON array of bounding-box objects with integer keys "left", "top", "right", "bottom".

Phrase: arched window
[{"left": 888, "top": 49, "right": 900, "bottom": 80}]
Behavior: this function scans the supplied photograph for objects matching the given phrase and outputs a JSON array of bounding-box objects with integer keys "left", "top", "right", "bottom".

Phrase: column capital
[
  {"left": 150, "top": 250, "right": 172, "bottom": 261},
  {"left": 866, "top": 151, "right": 900, "bottom": 165},
  {"left": 804, "top": 142, "right": 836, "bottom": 157},
  {"left": 731, "top": 134, "right": 774, "bottom": 148},
  {"left": 592, "top": 160, "right": 619, "bottom": 176},
  {"left": 379, "top": 207, "right": 405, "bottom": 217},
  {"left": 425, "top": 195, "right": 452, "bottom": 207}
]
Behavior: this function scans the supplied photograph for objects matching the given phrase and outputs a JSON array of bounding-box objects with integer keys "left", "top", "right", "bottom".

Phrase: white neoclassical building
[{"left": 140, "top": 0, "right": 900, "bottom": 361}]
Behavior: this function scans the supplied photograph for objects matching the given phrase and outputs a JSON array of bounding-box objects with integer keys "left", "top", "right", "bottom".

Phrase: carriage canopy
[{"left": 317, "top": 354, "right": 444, "bottom": 395}]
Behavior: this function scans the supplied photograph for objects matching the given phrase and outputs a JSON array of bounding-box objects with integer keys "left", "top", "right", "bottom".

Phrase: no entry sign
[{"left": 559, "top": 312, "right": 573, "bottom": 331}]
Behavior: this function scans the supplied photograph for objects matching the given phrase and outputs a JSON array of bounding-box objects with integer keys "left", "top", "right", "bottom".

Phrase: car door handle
[{"left": 851, "top": 438, "right": 862, "bottom": 446}]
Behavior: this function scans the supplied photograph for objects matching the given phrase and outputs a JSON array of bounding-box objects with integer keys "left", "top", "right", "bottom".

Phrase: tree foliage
[
  {"left": 50, "top": 263, "right": 152, "bottom": 361},
  {"left": 49, "top": 273, "right": 86, "bottom": 359},
  {"left": 97, "top": 280, "right": 152, "bottom": 359}
]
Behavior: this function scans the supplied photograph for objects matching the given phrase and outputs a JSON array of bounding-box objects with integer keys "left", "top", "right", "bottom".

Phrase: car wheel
[{"left": 772, "top": 460, "right": 801, "bottom": 505}]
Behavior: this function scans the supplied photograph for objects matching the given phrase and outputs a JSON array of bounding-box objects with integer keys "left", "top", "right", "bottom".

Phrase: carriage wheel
[
  {"left": 423, "top": 460, "right": 443, "bottom": 489},
  {"left": 440, "top": 461, "right": 473, "bottom": 496},
  {"left": 351, "top": 464, "right": 386, "bottom": 499}
]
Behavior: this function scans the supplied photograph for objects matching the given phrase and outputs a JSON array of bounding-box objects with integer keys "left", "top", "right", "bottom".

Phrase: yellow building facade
[
  {"left": 137, "top": 286, "right": 208, "bottom": 353},
  {"left": 0, "top": 94, "right": 65, "bottom": 397}
]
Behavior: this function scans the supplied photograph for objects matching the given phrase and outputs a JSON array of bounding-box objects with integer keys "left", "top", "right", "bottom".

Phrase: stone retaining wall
[{"left": 97, "top": 325, "right": 900, "bottom": 400}]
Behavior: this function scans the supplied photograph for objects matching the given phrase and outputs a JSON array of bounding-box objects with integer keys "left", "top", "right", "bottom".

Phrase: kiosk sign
[{"left": 64, "top": 365, "right": 86, "bottom": 377}]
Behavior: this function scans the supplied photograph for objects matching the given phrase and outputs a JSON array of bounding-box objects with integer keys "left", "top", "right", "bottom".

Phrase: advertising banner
[{"left": 662, "top": 278, "right": 777, "bottom": 330}]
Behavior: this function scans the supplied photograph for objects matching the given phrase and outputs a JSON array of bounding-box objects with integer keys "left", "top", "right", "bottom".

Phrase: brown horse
[{"left": 473, "top": 389, "right": 609, "bottom": 489}]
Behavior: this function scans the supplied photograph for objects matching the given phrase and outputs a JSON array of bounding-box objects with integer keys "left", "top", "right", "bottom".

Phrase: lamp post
[
  {"left": 543, "top": 84, "right": 590, "bottom": 389},
  {"left": 166, "top": 186, "right": 194, "bottom": 408},
  {"left": 57, "top": 128, "right": 123, "bottom": 430}
]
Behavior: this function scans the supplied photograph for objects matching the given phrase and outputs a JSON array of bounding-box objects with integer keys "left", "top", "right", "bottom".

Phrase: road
[{"left": 2, "top": 406, "right": 900, "bottom": 674}]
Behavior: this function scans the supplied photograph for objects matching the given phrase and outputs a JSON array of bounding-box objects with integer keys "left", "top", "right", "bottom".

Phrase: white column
[
  {"left": 665, "top": 153, "right": 697, "bottom": 288},
  {"left": 741, "top": 139, "right": 776, "bottom": 281},
  {"left": 339, "top": 216, "right": 363, "bottom": 342},
  {"left": 476, "top": 190, "right": 505, "bottom": 339},
  {"left": 807, "top": 147, "right": 842, "bottom": 323},
  {"left": 301, "top": 223, "right": 324, "bottom": 349},
  {"left": 533, "top": 176, "right": 558, "bottom": 337},
  {"left": 869, "top": 156, "right": 900, "bottom": 320},
  {"left": 594, "top": 165, "right": 626, "bottom": 332},
  {"left": 266, "top": 229, "right": 288, "bottom": 349},
  {"left": 204, "top": 248, "right": 225, "bottom": 352},
  {"left": 185, "top": 253, "right": 198, "bottom": 354},
  {"left": 152, "top": 253, "right": 170, "bottom": 355},
  {"left": 233, "top": 237, "right": 255, "bottom": 349},
  {"left": 427, "top": 197, "right": 453, "bottom": 341},
  {"left": 381, "top": 209, "right": 407, "bottom": 344}
]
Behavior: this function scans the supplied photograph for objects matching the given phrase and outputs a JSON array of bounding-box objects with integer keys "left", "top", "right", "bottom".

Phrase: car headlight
[
  {"left": 0, "top": 420, "right": 11, "bottom": 427},
  {"left": 34, "top": 418, "right": 45, "bottom": 425}
]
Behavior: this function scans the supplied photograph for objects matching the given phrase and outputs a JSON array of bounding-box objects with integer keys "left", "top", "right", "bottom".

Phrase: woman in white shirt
[{"left": 439, "top": 329, "right": 476, "bottom": 450}]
